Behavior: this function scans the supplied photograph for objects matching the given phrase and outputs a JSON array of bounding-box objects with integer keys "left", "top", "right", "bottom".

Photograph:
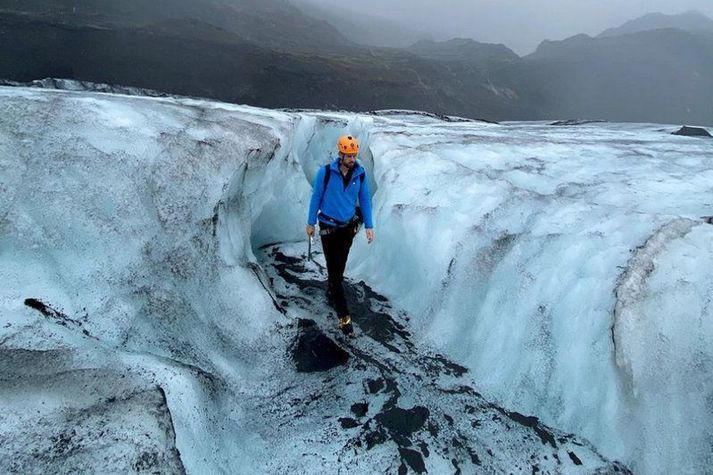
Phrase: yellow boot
[{"left": 338, "top": 315, "right": 354, "bottom": 336}]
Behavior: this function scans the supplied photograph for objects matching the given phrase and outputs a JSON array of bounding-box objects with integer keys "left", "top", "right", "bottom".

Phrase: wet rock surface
[
  {"left": 672, "top": 125, "right": 712, "bottom": 137},
  {"left": 292, "top": 319, "right": 349, "bottom": 373},
  {"left": 549, "top": 119, "right": 607, "bottom": 126},
  {"left": 255, "top": 242, "right": 632, "bottom": 474}
]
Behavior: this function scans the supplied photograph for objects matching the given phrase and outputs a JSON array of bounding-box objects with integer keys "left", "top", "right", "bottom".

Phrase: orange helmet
[{"left": 337, "top": 135, "right": 359, "bottom": 155}]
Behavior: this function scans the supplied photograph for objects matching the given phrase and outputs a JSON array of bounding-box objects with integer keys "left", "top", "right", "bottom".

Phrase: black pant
[{"left": 320, "top": 224, "right": 357, "bottom": 319}]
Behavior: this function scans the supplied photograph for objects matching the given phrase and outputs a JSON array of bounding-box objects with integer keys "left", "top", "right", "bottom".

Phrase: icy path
[
  {"left": 0, "top": 240, "right": 631, "bottom": 474},
  {"left": 245, "top": 241, "right": 629, "bottom": 474}
]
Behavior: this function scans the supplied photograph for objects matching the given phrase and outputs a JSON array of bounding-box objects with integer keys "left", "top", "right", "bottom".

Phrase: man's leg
[
  {"left": 321, "top": 230, "right": 349, "bottom": 318},
  {"left": 331, "top": 227, "right": 356, "bottom": 318},
  {"left": 334, "top": 226, "right": 356, "bottom": 284},
  {"left": 321, "top": 228, "right": 354, "bottom": 319}
]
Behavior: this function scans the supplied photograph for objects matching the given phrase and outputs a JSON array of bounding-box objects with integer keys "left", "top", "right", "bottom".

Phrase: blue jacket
[{"left": 307, "top": 158, "right": 374, "bottom": 229}]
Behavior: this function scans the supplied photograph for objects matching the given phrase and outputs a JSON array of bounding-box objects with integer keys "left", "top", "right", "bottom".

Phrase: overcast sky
[{"left": 304, "top": 0, "right": 713, "bottom": 54}]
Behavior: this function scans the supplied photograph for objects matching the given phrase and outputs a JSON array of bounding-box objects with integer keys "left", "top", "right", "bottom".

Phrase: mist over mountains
[
  {"left": 598, "top": 10, "right": 713, "bottom": 38},
  {"left": 1, "top": 1, "right": 711, "bottom": 124},
  {"left": 291, "top": 0, "right": 434, "bottom": 48}
]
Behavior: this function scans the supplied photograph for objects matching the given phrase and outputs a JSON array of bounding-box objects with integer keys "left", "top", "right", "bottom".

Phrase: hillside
[
  {"left": 1, "top": 2, "right": 712, "bottom": 124},
  {"left": 520, "top": 28, "right": 713, "bottom": 124},
  {"left": 599, "top": 10, "right": 713, "bottom": 38},
  {"left": 0, "top": 3, "right": 530, "bottom": 120}
]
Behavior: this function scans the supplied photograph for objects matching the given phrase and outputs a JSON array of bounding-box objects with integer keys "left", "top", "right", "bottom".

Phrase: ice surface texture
[
  {"left": 347, "top": 117, "right": 713, "bottom": 474},
  {"left": 0, "top": 86, "right": 710, "bottom": 473},
  {"left": 0, "top": 87, "right": 309, "bottom": 473}
]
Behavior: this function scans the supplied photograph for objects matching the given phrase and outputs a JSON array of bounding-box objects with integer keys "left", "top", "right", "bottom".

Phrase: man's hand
[
  {"left": 306, "top": 224, "right": 315, "bottom": 237},
  {"left": 366, "top": 229, "right": 374, "bottom": 244}
]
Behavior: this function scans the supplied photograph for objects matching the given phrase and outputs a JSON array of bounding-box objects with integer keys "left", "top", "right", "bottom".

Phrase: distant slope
[
  {"left": 521, "top": 28, "right": 713, "bottom": 124},
  {"left": 0, "top": 12, "right": 525, "bottom": 120},
  {"left": 0, "top": 0, "right": 354, "bottom": 52},
  {"left": 407, "top": 38, "right": 519, "bottom": 64},
  {"left": 0, "top": 2, "right": 530, "bottom": 121},
  {"left": 292, "top": 0, "right": 433, "bottom": 48},
  {"left": 599, "top": 10, "right": 713, "bottom": 38},
  {"left": 1, "top": 1, "right": 712, "bottom": 124}
]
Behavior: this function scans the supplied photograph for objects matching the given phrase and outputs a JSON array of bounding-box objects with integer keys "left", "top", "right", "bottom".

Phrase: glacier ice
[
  {"left": 347, "top": 118, "right": 713, "bottom": 474},
  {"left": 0, "top": 85, "right": 711, "bottom": 474}
]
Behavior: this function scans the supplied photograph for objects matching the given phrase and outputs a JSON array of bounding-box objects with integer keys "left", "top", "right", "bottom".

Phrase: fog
[{"left": 301, "top": 0, "right": 713, "bottom": 54}]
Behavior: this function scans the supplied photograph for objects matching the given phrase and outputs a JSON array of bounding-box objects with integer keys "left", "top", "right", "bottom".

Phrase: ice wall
[
  {"left": 613, "top": 219, "right": 713, "bottom": 472},
  {"left": 245, "top": 107, "right": 712, "bottom": 473},
  {"left": 0, "top": 87, "right": 310, "bottom": 473},
  {"left": 345, "top": 119, "right": 713, "bottom": 474}
]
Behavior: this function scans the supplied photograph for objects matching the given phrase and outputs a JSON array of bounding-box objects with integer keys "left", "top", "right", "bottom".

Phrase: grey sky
[{"left": 302, "top": 0, "right": 713, "bottom": 54}]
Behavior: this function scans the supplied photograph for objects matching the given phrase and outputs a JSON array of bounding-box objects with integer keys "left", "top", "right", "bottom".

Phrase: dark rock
[
  {"left": 550, "top": 119, "right": 606, "bottom": 126},
  {"left": 399, "top": 447, "right": 427, "bottom": 474},
  {"left": 351, "top": 402, "right": 369, "bottom": 418},
  {"left": 24, "top": 298, "right": 79, "bottom": 326},
  {"left": 365, "top": 427, "right": 388, "bottom": 449},
  {"left": 23, "top": 298, "right": 96, "bottom": 339},
  {"left": 418, "top": 441, "right": 430, "bottom": 458},
  {"left": 292, "top": 319, "right": 349, "bottom": 373},
  {"left": 568, "top": 451, "right": 583, "bottom": 465},
  {"left": 496, "top": 408, "right": 557, "bottom": 448},
  {"left": 366, "top": 378, "right": 385, "bottom": 394},
  {"left": 467, "top": 446, "right": 482, "bottom": 465},
  {"left": 338, "top": 418, "right": 359, "bottom": 429},
  {"left": 672, "top": 126, "right": 712, "bottom": 137},
  {"left": 375, "top": 406, "right": 430, "bottom": 439}
]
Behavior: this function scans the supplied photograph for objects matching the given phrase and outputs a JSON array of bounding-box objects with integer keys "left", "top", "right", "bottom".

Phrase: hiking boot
[{"left": 339, "top": 315, "right": 354, "bottom": 336}]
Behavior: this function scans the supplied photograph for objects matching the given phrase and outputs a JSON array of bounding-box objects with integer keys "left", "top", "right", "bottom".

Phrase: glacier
[{"left": 0, "top": 85, "right": 711, "bottom": 474}]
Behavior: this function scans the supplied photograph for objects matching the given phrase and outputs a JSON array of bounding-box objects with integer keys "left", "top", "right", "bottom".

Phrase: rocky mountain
[
  {"left": 0, "top": 0, "right": 353, "bottom": 52},
  {"left": 0, "top": 1, "right": 530, "bottom": 121},
  {"left": 407, "top": 38, "right": 519, "bottom": 64},
  {"left": 520, "top": 27, "right": 713, "bottom": 124},
  {"left": 598, "top": 10, "right": 713, "bottom": 38},
  {"left": 1, "top": 2, "right": 712, "bottom": 124},
  {"left": 291, "top": 0, "right": 434, "bottom": 49}
]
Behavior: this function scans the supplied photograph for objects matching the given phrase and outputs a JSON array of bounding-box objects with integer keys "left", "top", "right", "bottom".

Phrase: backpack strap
[
  {"left": 320, "top": 165, "right": 331, "bottom": 207},
  {"left": 323, "top": 164, "right": 331, "bottom": 190}
]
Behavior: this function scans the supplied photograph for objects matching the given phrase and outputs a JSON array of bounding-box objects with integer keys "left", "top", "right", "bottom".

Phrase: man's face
[{"left": 340, "top": 152, "right": 357, "bottom": 168}]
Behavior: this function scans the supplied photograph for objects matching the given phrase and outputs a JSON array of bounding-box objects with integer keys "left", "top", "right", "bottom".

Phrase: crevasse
[{"left": 1, "top": 87, "right": 712, "bottom": 474}]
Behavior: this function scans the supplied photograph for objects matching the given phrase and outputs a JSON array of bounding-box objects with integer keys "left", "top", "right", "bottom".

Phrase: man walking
[{"left": 306, "top": 135, "right": 374, "bottom": 336}]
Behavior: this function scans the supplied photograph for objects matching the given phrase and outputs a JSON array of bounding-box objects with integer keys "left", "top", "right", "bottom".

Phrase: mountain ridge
[
  {"left": 598, "top": 10, "right": 713, "bottom": 38},
  {"left": 1, "top": 2, "right": 712, "bottom": 124},
  {"left": 521, "top": 27, "right": 713, "bottom": 124},
  {"left": 291, "top": 0, "right": 434, "bottom": 49}
]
